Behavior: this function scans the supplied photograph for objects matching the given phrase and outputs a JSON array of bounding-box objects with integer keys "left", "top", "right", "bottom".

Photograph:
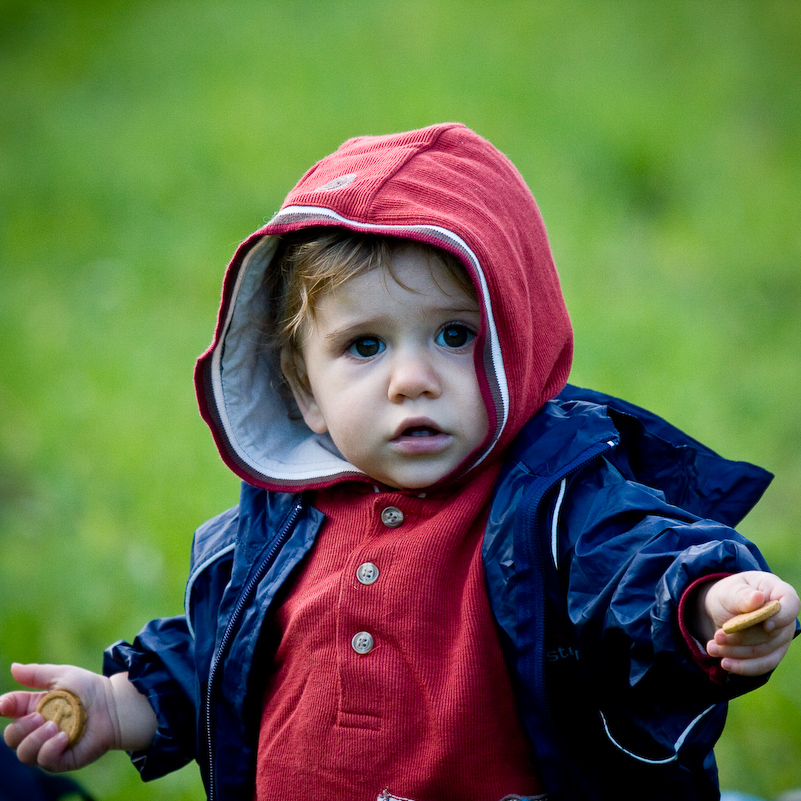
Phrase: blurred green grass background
[{"left": 1, "top": 1, "right": 799, "bottom": 799}]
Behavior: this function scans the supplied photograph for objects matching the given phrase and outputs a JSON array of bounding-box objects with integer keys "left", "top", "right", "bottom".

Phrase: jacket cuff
[
  {"left": 678, "top": 573, "right": 731, "bottom": 685},
  {"left": 103, "top": 638, "right": 196, "bottom": 781}
]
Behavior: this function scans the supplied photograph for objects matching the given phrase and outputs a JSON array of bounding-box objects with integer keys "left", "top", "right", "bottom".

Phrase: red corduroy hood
[{"left": 195, "top": 123, "right": 573, "bottom": 491}]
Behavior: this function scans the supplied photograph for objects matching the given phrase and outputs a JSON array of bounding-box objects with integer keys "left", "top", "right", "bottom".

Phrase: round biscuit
[
  {"left": 722, "top": 599, "right": 782, "bottom": 634},
  {"left": 36, "top": 689, "right": 87, "bottom": 747}
]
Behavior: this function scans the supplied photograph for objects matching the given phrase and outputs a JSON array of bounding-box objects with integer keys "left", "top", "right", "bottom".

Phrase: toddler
[{"left": 2, "top": 123, "right": 799, "bottom": 801}]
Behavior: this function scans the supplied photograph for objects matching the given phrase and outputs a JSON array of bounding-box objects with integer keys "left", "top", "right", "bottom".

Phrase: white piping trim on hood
[{"left": 207, "top": 206, "right": 510, "bottom": 487}]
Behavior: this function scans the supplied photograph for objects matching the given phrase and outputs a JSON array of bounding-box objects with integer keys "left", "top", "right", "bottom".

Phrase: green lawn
[{"left": 1, "top": 2, "right": 800, "bottom": 799}]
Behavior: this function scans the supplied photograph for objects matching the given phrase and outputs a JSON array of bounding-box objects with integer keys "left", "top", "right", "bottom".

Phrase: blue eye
[
  {"left": 436, "top": 324, "right": 475, "bottom": 349},
  {"left": 348, "top": 337, "right": 385, "bottom": 358}
]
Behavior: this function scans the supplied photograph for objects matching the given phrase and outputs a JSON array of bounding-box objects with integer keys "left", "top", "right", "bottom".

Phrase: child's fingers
[
  {"left": 719, "top": 644, "right": 791, "bottom": 677},
  {"left": 731, "top": 585, "right": 766, "bottom": 616},
  {"left": 27, "top": 727, "right": 73, "bottom": 773},
  {"left": 13, "top": 719, "right": 69, "bottom": 768},
  {"left": 0, "top": 690, "right": 45, "bottom": 719},
  {"left": 772, "top": 587, "right": 801, "bottom": 627},
  {"left": 709, "top": 575, "right": 799, "bottom": 637},
  {"left": 714, "top": 625, "right": 781, "bottom": 648},
  {"left": 9, "top": 662, "right": 72, "bottom": 691},
  {"left": 3, "top": 711, "right": 47, "bottom": 750},
  {"left": 749, "top": 575, "right": 799, "bottom": 619},
  {"left": 709, "top": 638, "right": 781, "bottom": 660},
  {"left": 9, "top": 662, "right": 43, "bottom": 687},
  {"left": 711, "top": 618, "right": 795, "bottom": 653},
  {"left": 708, "top": 622, "right": 795, "bottom": 676}
]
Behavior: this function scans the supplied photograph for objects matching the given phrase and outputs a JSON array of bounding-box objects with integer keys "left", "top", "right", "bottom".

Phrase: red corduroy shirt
[{"left": 254, "top": 464, "right": 542, "bottom": 801}]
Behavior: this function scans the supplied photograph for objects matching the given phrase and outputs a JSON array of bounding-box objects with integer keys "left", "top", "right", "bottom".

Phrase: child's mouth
[
  {"left": 392, "top": 422, "right": 451, "bottom": 454},
  {"left": 403, "top": 426, "right": 440, "bottom": 437}
]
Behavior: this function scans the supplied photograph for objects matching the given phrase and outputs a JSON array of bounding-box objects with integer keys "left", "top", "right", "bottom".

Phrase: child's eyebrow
[
  {"left": 323, "top": 318, "right": 403, "bottom": 344},
  {"left": 322, "top": 318, "right": 382, "bottom": 343},
  {"left": 324, "top": 323, "right": 369, "bottom": 343}
]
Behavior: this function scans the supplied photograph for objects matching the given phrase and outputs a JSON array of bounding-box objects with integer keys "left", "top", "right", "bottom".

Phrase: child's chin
[{"left": 381, "top": 465, "right": 455, "bottom": 491}]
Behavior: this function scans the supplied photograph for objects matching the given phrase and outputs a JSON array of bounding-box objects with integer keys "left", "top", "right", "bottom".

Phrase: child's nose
[{"left": 387, "top": 349, "right": 441, "bottom": 401}]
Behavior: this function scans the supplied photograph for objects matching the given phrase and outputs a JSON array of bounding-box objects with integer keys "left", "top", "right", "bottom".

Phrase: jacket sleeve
[
  {"left": 557, "top": 453, "right": 773, "bottom": 759},
  {"left": 104, "top": 616, "right": 198, "bottom": 780},
  {"left": 102, "top": 505, "right": 240, "bottom": 781}
]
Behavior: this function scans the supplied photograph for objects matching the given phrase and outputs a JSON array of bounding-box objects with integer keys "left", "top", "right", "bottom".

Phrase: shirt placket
[{"left": 335, "top": 501, "right": 405, "bottom": 730}]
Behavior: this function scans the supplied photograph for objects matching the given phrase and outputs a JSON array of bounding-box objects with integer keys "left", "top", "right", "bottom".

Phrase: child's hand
[
  {"left": 701, "top": 571, "right": 800, "bottom": 676},
  {"left": 0, "top": 662, "right": 119, "bottom": 772},
  {"left": 0, "top": 662, "right": 156, "bottom": 773}
]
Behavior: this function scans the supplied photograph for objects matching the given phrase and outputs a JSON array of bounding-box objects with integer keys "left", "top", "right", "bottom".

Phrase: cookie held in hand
[
  {"left": 722, "top": 599, "right": 782, "bottom": 634},
  {"left": 36, "top": 689, "right": 87, "bottom": 747}
]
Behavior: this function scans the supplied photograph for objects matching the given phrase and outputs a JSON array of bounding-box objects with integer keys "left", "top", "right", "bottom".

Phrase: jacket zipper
[{"left": 203, "top": 499, "right": 305, "bottom": 801}]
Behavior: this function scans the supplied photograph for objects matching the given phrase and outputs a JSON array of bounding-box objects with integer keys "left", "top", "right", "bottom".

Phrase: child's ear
[
  {"left": 292, "top": 386, "right": 328, "bottom": 435},
  {"left": 281, "top": 350, "right": 328, "bottom": 435}
]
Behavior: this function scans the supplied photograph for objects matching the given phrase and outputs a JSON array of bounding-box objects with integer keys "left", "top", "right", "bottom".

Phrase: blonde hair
[{"left": 264, "top": 227, "right": 475, "bottom": 396}]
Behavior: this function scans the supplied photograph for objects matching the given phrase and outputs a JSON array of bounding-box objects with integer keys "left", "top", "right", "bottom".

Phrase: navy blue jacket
[{"left": 104, "top": 387, "right": 778, "bottom": 801}]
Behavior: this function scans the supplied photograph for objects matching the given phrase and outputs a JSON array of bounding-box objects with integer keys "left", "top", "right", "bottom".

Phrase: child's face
[{"left": 290, "top": 245, "right": 488, "bottom": 489}]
